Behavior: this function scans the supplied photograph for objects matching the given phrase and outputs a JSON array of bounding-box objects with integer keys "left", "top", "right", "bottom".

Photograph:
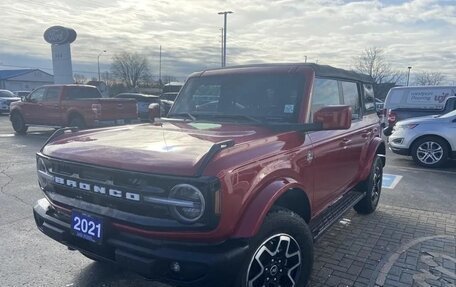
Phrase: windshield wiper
[{"left": 195, "top": 114, "right": 263, "bottom": 124}]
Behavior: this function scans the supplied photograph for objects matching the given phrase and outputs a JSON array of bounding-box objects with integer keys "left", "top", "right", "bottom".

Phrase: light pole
[
  {"left": 220, "top": 28, "right": 224, "bottom": 67},
  {"left": 97, "top": 50, "right": 107, "bottom": 81},
  {"left": 218, "top": 11, "right": 233, "bottom": 67},
  {"left": 406, "top": 66, "right": 412, "bottom": 86}
]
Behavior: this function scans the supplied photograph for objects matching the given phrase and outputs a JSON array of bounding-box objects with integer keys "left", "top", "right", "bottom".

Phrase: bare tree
[
  {"left": 110, "top": 52, "right": 152, "bottom": 88},
  {"left": 414, "top": 72, "right": 446, "bottom": 86},
  {"left": 73, "top": 73, "right": 86, "bottom": 84},
  {"left": 353, "top": 47, "right": 404, "bottom": 84}
]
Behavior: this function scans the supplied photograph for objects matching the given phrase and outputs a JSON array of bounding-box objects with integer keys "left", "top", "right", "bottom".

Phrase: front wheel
[
  {"left": 411, "top": 136, "right": 449, "bottom": 168},
  {"left": 11, "top": 112, "right": 28, "bottom": 134},
  {"left": 354, "top": 155, "right": 383, "bottom": 214},
  {"left": 69, "top": 115, "right": 86, "bottom": 129},
  {"left": 235, "top": 207, "right": 313, "bottom": 287}
]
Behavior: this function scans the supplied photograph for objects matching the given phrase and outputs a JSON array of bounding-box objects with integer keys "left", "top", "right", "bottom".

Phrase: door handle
[
  {"left": 340, "top": 139, "right": 352, "bottom": 146},
  {"left": 361, "top": 132, "right": 372, "bottom": 138},
  {"left": 361, "top": 129, "right": 373, "bottom": 138}
]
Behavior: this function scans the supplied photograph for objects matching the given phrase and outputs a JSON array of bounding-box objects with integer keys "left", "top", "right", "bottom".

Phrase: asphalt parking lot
[{"left": 0, "top": 114, "right": 455, "bottom": 287}]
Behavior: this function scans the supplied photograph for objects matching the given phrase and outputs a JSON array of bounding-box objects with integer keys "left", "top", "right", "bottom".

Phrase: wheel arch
[
  {"left": 359, "top": 137, "right": 386, "bottom": 181},
  {"left": 9, "top": 107, "right": 22, "bottom": 119},
  {"left": 232, "top": 179, "right": 312, "bottom": 239}
]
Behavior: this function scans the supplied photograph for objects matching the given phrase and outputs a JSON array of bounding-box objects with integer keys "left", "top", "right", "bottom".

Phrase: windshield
[
  {"left": 437, "top": 109, "right": 456, "bottom": 118},
  {"left": 0, "top": 90, "right": 15, "bottom": 97},
  {"left": 169, "top": 74, "right": 304, "bottom": 123}
]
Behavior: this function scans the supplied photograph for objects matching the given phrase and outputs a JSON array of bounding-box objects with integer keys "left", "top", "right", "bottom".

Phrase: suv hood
[
  {"left": 42, "top": 121, "right": 277, "bottom": 176},
  {"left": 397, "top": 115, "right": 444, "bottom": 125},
  {"left": 0, "top": 96, "right": 20, "bottom": 101}
]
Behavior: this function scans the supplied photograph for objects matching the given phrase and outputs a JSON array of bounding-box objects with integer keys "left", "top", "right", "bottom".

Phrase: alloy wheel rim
[
  {"left": 417, "top": 141, "right": 443, "bottom": 165},
  {"left": 246, "top": 233, "right": 301, "bottom": 287},
  {"left": 371, "top": 165, "right": 382, "bottom": 204}
]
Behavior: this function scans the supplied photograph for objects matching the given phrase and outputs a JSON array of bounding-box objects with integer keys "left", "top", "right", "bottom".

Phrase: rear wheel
[
  {"left": 69, "top": 115, "right": 86, "bottom": 129},
  {"left": 11, "top": 112, "right": 28, "bottom": 134},
  {"left": 411, "top": 136, "right": 449, "bottom": 168},
  {"left": 354, "top": 156, "right": 383, "bottom": 214},
  {"left": 235, "top": 207, "right": 313, "bottom": 287}
]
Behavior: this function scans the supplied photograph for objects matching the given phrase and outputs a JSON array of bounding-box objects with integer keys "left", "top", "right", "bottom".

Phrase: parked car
[
  {"left": 13, "top": 90, "right": 31, "bottom": 97},
  {"left": 389, "top": 109, "right": 456, "bottom": 167},
  {"left": 160, "top": 82, "right": 183, "bottom": 102},
  {"left": 33, "top": 63, "right": 385, "bottom": 287},
  {"left": 0, "top": 89, "right": 20, "bottom": 114},
  {"left": 114, "top": 93, "right": 160, "bottom": 120},
  {"left": 383, "top": 86, "right": 456, "bottom": 136},
  {"left": 9, "top": 84, "right": 138, "bottom": 134}
]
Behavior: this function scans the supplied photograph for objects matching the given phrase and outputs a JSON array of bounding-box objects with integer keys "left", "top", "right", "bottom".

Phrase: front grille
[{"left": 37, "top": 154, "right": 220, "bottom": 230}]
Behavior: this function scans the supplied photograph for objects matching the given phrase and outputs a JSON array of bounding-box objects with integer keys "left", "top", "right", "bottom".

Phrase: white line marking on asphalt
[
  {"left": 386, "top": 165, "right": 456, "bottom": 175},
  {"left": 0, "top": 134, "right": 15, "bottom": 137}
]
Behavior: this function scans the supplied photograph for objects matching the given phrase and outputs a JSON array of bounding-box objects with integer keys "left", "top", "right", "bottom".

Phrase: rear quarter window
[
  {"left": 363, "top": 84, "right": 376, "bottom": 114},
  {"left": 66, "top": 87, "right": 101, "bottom": 100}
]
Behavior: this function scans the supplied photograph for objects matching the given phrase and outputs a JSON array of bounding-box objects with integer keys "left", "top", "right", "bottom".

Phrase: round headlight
[{"left": 168, "top": 184, "right": 205, "bottom": 223}]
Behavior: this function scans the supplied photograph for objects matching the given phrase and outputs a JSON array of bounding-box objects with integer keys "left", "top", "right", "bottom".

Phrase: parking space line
[{"left": 386, "top": 165, "right": 456, "bottom": 175}]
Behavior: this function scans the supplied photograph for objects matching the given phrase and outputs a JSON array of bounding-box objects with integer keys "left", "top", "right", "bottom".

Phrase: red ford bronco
[{"left": 33, "top": 63, "right": 385, "bottom": 287}]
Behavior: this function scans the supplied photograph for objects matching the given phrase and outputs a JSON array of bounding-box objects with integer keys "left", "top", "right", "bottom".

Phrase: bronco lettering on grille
[{"left": 54, "top": 176, "right": 140, "bottom": 201}]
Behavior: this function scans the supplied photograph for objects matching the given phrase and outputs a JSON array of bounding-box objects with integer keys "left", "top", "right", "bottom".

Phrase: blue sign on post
[{"left": 382, "top": 174, "right": 403, "bottom": 189}]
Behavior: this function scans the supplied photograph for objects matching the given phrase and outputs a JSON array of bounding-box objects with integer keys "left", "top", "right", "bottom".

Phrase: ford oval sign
[{"left": 44, "top": 26, "right": 77, "bottom": 44}]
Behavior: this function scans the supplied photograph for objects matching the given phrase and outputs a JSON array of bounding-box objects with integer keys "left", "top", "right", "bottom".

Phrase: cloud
[{"left": 0, "top": 0, "right": 455, "bottom": 83}]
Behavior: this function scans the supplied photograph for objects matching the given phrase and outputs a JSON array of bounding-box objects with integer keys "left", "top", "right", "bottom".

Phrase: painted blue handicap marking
[{"left": 382, "top": 174, "right": 403, "bottom": 189}]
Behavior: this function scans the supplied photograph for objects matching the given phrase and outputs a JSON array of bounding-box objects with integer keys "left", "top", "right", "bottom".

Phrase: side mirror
[
  {"left": 313, "top": 105, "right": 352, "bottom": 130},
  {"left": 148, "top": 103, "right": 161, "bottom": 122}
]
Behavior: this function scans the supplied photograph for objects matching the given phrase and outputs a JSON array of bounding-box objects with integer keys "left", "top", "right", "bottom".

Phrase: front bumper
[
  {"left": 33, "top": 198, "right": 248, "bottom": 287},
  {"left": 388, "top": 146, "right": 409, "bottom": 156}
]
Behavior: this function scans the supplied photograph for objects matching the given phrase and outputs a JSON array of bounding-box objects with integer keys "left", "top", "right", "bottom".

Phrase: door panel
[
  {"left": 21, "top": 87, "right": 46, "bottom": 124},
  {"left": 41, "top": 86, "right": 62, "bottom": 125}
]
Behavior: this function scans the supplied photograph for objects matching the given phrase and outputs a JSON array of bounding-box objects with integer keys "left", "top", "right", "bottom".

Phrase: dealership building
[{"left": 0, "top": 69, "right": 54, "bottom": 91}]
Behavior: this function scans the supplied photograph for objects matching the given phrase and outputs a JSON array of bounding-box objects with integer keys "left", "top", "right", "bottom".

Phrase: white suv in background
[
  {"left": 0, "top": 89, "right": 20, "bottom": 114},
  {"left": 389, "top": 110, "right": 456, "bottom": 168}
]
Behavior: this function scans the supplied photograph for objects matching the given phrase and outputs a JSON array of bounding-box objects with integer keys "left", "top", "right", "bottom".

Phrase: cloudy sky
[{"left": 1, "top": 0, "right": 455, "bottom": 83}]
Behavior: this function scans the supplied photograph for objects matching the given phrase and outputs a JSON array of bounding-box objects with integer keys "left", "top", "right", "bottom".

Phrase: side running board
[{"left": 309, "top": 190, "right": 365, "bottom": 241}]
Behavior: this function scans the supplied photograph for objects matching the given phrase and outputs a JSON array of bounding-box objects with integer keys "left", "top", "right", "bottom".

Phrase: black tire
[
  {"left": 69, "top": 115, "right": 86, "bottom": 129},
  {"left": 11, "top": 112, "right": 28, "bottom": 134},
  {"left": 235, "top": 207, "right": 313, "bottom": 287},
  {"left": 354, "top": 156, "right": 383, "bottom": 214},
  {"left": 411, "top": 136, "right": 449, "bottom": 168}
]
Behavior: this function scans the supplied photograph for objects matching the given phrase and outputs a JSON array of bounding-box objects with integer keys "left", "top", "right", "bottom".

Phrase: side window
[
  {"left": 363, "top": 84, "right": 376, "bottom": 114},
  {"left": 28, "top": 88, "right": 45, "bottom": 103},
  {"left": 66, "top": 87, "right": 101, "bottom": 100},
  {"left": 341, "top": 81, "right": 361, "bottom": 120},
  {"left": 44, "top": 87, "right": 60, "bottom": 101},
  {"left": 310, "top": 78, "right": 340, "bottom": 121}
]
